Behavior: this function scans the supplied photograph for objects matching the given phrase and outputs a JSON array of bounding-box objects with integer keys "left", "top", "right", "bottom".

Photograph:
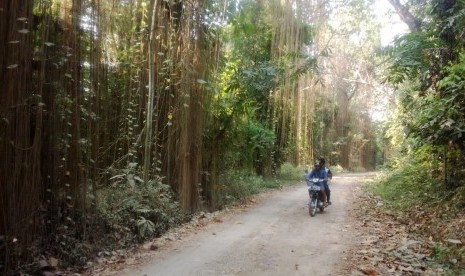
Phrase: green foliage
[
  {"left": 216, "top": 163, "right": 301, "bottom": 207},
  {"left": 277, "top": 162, "right": 304, "bottom": 181},
  {"left": 136, "top": 216, "right": 156, "bottom": 238},
  {"left": 241, "top": 121, "right": 275, "bottom": 170},
  {"left": 230, "top": 1, "right": 273, "bottom": 62},
  {"left": 330, "top": 164, "right": 346, "bottom": 174},
  {"left": 409, "top": 93, "right": 463, "bottom": 147},
  {"left": 425, "top": 241, "right": 464, "bottom": 274},
  {"left": 430, "top": 242, "right": 447, "bottom": 260},
  {"left": 53, "top": 234, "right": 93, "bottom": 267},
  {"left": 430, "top": 241, "right": 465, "bottom": 271},
  {"left": 384, "top": 0, "right": 465, "bottom": 192},
  {"left": 350, "top": 166, "right": 367, "bottom": 173},
  {"left": 217, "top": 171, "right": 265, "bottom": 205},
  {"left": 369, "top": 156, "right": 439, "bottom": 211},
  {"left": 96, "top": 179, "right": 185, "bottom": 245},
  {"left": 229, "top": 61, "right": 282, "bottom": 106},
  {"left": 203, "top": 0, "right": 284, "bottom": 179},
  {"left": 392, "top": 53, "right": 465, "bottom": 151},
  {"left": 435, "top": 54, "right": 465, "bottom": 147},
  {"left": 370, "top": 154, "right": 465, "bottom": 272},
  {"left": 385, "top": 32, "right": 443, "bottom": 85}
]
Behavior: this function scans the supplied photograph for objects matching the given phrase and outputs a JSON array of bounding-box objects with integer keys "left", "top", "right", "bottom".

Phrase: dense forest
[{"left": 1, "top": 0, "right": 464, "bottom": 274}]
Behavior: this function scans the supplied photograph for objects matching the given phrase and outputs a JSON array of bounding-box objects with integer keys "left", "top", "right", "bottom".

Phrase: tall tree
[
  {"left": 387, "top": 0, "right": 421, "bottom": 31},
  {"left": 386, "top": 0, "right": 465, "bottom": 187},
  {"left": 0, "top": 0, "right": 41, "bottom": 271},
  {"left": 144, "top": 0, "right": 158, "bottom": 184}
]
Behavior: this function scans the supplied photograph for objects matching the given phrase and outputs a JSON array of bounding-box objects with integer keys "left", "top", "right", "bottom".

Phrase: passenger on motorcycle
[
  {"left": 306, "top": 161, "right": 329, "bottom": 207},
  {"left": 318, "top": 158, "right": 332, "bottom": 205}
]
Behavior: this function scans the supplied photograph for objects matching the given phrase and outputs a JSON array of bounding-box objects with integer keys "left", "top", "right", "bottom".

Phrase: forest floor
[
  {"left": 71, "top": 172, "right": 460, "bottom": 275},
  {"left": 335, "top": 180, "right": 459, "bottom": 275}
]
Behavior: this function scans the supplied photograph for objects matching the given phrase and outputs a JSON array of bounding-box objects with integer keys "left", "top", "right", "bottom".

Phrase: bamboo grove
[{"left": 1, "top": 0, "right": 382, "bottom": 272}]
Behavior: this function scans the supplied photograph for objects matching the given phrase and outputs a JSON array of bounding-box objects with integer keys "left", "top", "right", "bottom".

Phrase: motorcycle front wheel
[{"left": 309, "top": 197, "right": 317, "bottom": 217}]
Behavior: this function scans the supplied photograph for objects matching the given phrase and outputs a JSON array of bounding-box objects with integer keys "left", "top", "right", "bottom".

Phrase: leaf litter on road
[{"left": 337, "top": 186, "right": 452, "bottom": 275}]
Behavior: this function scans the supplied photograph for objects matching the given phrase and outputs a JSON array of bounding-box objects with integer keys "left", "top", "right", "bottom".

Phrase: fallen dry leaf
[{"left": 360, "top": 266, "right": 378, "bottom": 275}]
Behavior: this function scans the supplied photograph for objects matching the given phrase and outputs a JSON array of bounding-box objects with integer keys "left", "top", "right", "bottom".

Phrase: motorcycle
[{"left": 305, "top": 175, "right": 326, "bottom": 217}]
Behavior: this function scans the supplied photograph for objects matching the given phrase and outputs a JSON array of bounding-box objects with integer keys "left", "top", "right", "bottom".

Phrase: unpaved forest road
[{"left": 116, "top": 173, "right": 374, "bottom": 276}]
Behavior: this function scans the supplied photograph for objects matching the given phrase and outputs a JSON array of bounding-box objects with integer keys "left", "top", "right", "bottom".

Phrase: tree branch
[{"left": 387, "top": 0, "right": 421, "bottom": 31}]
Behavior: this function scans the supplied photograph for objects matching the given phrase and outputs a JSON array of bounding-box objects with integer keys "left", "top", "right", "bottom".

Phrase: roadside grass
[
  {"left": 277, "top": 162, "right": 305, "bottom": 182},
  {"left": 217, "top": 162, "right": 303, "bottom": 206},
  {"left": 367, "top": 161, "right": 465, "bottom": 274},
  {"left": 368, "top": 162, "right": 437, "bottom": 211},
  {"left": 330, "top": 164, "right": 347, "bottom": 174}
]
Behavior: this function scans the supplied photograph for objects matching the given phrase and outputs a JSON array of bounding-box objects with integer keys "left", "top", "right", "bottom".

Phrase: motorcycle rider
[
  {"left": 318, "top": 158, "right": 332, "bottom": 205},
  {"left": 306, "top": 161, "right": 328, "bottom": 207}
]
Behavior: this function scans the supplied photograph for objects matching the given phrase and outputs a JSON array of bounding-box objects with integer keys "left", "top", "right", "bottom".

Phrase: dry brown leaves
[{"left": 337, "top": 186, "right": 460, "bottom": 275}]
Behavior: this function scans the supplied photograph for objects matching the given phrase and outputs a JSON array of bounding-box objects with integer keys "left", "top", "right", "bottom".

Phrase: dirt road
[{"left": 117, "top": 174, "right": 371, "bottom": 276}]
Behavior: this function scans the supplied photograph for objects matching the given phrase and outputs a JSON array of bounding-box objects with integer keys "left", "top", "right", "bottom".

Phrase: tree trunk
[
  {"left": 0, "top": 0, "right": 40, "bottom": 272},
  {"left": 144, "top": 0, "right": 158, "bottom": 185},
  {"left": 387, "top": 0, "right": 421, "bottom": 31}
]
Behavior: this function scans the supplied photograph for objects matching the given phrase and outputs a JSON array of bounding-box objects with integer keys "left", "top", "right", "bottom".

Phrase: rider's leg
[
  {"left": 325, "top": 184, "right": 331, "bottom": 204},
  {"left": 320, "top": 189, "right": 327, "bottom": 206}
]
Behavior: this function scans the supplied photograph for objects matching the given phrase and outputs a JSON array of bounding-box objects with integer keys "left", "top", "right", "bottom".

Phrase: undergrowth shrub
[
  {"left": 217, "top": 171, "right": 265, "bottom": 205},
  {"left": 330, "top": 164, "right": 346, "bottom": 174},
  {"left": 351, "top": 166, "right": 367, "bottom": 173},
  {"left": 277, "top": 162, "right": 304, "bottom": 181},
  {"left": 38, "top": 171, "right": 186, "bottom": 268},
  {"left": 216, "top": 163, "right": 302, "bottom": 206},
  {"left": 369, "top": 158, "right": 438, "bottom": 210},
  {"left": 369, "top": 155, "right": 465, "bottom": 273},
  {"left": 96, "top": 179, "right": 185, "bottom": 246}
]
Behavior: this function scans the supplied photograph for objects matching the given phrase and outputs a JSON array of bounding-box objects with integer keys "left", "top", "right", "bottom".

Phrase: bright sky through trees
[
  {"left": 369, "top": 0, "right": 409, "bottom": 121},
  {"left": 373, "top": 0, "right": 408, "bottom": 46}
]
